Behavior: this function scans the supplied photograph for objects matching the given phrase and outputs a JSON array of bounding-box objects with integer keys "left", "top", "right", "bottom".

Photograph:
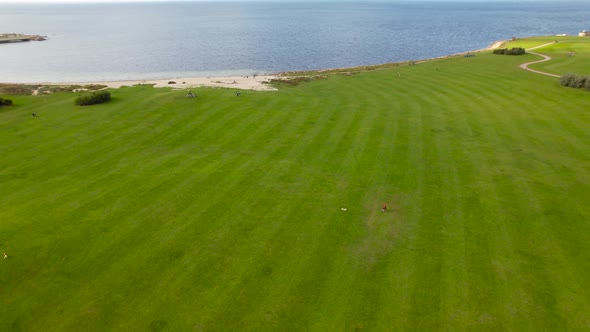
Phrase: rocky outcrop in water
[{"left": 0, "top": 33, "right": 47, "bottom": 43}]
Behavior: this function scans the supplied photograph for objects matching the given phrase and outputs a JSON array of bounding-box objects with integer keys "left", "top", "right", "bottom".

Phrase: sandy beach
[{"left": 35, "top": 75, "right": 279, "bottom": 91}]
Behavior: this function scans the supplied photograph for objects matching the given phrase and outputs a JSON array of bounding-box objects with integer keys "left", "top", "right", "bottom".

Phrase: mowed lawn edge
[{"left": 1, "top": 39, "right": 590, "bottom": 330}]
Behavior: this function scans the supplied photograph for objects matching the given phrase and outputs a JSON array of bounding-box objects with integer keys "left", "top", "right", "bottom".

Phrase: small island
[{"left": 0, "top": 33, "right": 47, "bottom": 44}]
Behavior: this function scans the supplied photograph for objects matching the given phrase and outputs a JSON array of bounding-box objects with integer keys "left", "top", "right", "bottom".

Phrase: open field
[
  {"left": 508, "top": 36, "right": 590, "bottom": 75},
  {"left": 1, "top": 38, "right": 590, "bottom": 330}
]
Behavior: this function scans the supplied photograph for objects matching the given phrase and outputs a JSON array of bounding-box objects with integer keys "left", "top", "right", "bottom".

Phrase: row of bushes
[
  {"left": 493, "top": 47, "right": 526, "bottom": 55},
  {"left": 0, "top": 96, "right": 13, "bottom": 106},
  {"left": 74, "top": 90, "right": 111, "bottom": 106},
  {"left": 560, "top": 73, "right": 590, "bottom": 90}
]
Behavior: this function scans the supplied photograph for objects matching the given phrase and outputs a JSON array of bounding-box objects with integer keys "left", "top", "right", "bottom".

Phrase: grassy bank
[{"left": 1, "top": 37, "right": 589, "bottom": 330}]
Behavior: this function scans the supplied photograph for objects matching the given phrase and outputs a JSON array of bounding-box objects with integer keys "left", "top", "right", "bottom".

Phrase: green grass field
[
  {"left": 509, "top": 36, "right": 590, "bottom": 75},
  {"left": 1, "top": 37, "right": 590, "bottom": 330}
]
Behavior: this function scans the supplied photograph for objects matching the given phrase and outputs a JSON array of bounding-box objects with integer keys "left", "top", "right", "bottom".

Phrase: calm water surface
[{"left": 0, "top": 1, "right": 589, "bottom": 82}]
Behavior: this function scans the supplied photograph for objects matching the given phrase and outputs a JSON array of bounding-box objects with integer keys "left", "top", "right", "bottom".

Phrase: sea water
[{"left": 0, "top": 1, "right": 588, "bottom": 82}]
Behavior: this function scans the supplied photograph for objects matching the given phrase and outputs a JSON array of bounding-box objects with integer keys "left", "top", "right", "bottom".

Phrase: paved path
[{"left": 519, "top": 42, "right": 561, "bottom": 78}]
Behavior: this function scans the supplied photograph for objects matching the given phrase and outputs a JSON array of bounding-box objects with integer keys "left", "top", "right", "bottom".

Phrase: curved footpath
[{"left": 519, "top": 42, "right": 560, "bottom": 78}]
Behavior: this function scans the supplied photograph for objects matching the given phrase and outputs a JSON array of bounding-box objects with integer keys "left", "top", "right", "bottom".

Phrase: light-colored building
[{"left": 579, "top": 30, "right": 590, "bottom": 37}]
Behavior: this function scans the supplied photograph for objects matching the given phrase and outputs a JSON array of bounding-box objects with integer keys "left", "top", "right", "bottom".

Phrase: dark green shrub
[
  {"left": 0, "top": 96, "right": 13, "bottom": 106},
  {"left": 573, "top": 75, "right": 588, "bottom": 89},
  {"left": 75, "top": 90, "right": 111, "bottom": 106},
  {"left": 506, "top": 47, "right": 525, "bottom": 55},
  {"left": 560, "top": 73, "right": 590, "bottom": 90},
  {"left": 493, "top": 48, "right": 525, "bottom": 55},
  {"left": 560, "top": 73, "right": 576, "bottom": 87}
]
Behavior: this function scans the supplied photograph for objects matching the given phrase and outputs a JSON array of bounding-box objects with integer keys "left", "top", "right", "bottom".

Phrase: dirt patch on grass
[
  {"left": 168, "top": 250, "right": 185, "bottom": 261},
  {"left": 352, "top": 194, "right": 403, "bottom": 270}
]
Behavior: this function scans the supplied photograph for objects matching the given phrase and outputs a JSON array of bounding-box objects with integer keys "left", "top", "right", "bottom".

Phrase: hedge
[
  {"left": 493, "top": 48, "right": 526, "bottom": 55},
  {"left": 0, "top": 96, "right": 13, "bottom": 106},
  {"left": 75, "top": 90, "right": 111, "bottom": 106}
]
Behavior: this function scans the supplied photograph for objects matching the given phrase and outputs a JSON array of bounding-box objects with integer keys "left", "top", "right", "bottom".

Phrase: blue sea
[{"left": 0, "top": 1, "right": 589, "bottom": 82}]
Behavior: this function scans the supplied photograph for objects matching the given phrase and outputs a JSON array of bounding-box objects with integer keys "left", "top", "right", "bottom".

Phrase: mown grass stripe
[
  {"left": 106, "top": 92, "right": 330, "bottom": 328},
  {"left": 194, "top": 85, "right": 371, "bottom": 328},
  {"left": 464, "top": 81, "right": 588, "bottom": 328}
]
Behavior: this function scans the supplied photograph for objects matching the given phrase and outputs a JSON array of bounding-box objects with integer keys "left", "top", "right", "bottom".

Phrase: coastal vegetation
[
  {"left": 267, "top": 75, "right": 327, "bottom": 87},
  {"left": 0, "top": 83, "right": 107, "bottom": 96},
  {"left": 74, "top": 90, "right": 111, "bottom": 106},
  {"left": 0, "top": 37, "right": 589, "bottom": 330}
]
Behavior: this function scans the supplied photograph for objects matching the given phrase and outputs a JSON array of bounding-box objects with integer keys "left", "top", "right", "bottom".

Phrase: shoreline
[
  {"left": 2, "top": 40, "right": 507, "bottom": 92},
  {"left": 36, "top": 75, "right": 281, "bottom": 91},
  {"left": 279, "top": 40, "right": 508, "bottom": 75}
]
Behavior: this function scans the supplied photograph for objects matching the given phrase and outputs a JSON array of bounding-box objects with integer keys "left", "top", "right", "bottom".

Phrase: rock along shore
[{"left": 0, "top": 33, "right": 47, "bottom": 44}]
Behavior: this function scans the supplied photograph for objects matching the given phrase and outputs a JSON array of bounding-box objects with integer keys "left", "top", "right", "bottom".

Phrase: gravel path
[{"left": 519, "top": 42, "right": 561, "bottom": 78}]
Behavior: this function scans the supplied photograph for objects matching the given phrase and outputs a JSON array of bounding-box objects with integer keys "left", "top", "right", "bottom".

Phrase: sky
[
  {"left": 0, "top": 0, "right": 565, "bottom": 3},
  {"left": 0, "top": 0, "right": 167, "bottom": 2},
  {"left": 0, "top": 0, "right": 557, "bottom": 2},
  {"left": 0, "top": 0, "right": 186, "bottom": 2}
]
